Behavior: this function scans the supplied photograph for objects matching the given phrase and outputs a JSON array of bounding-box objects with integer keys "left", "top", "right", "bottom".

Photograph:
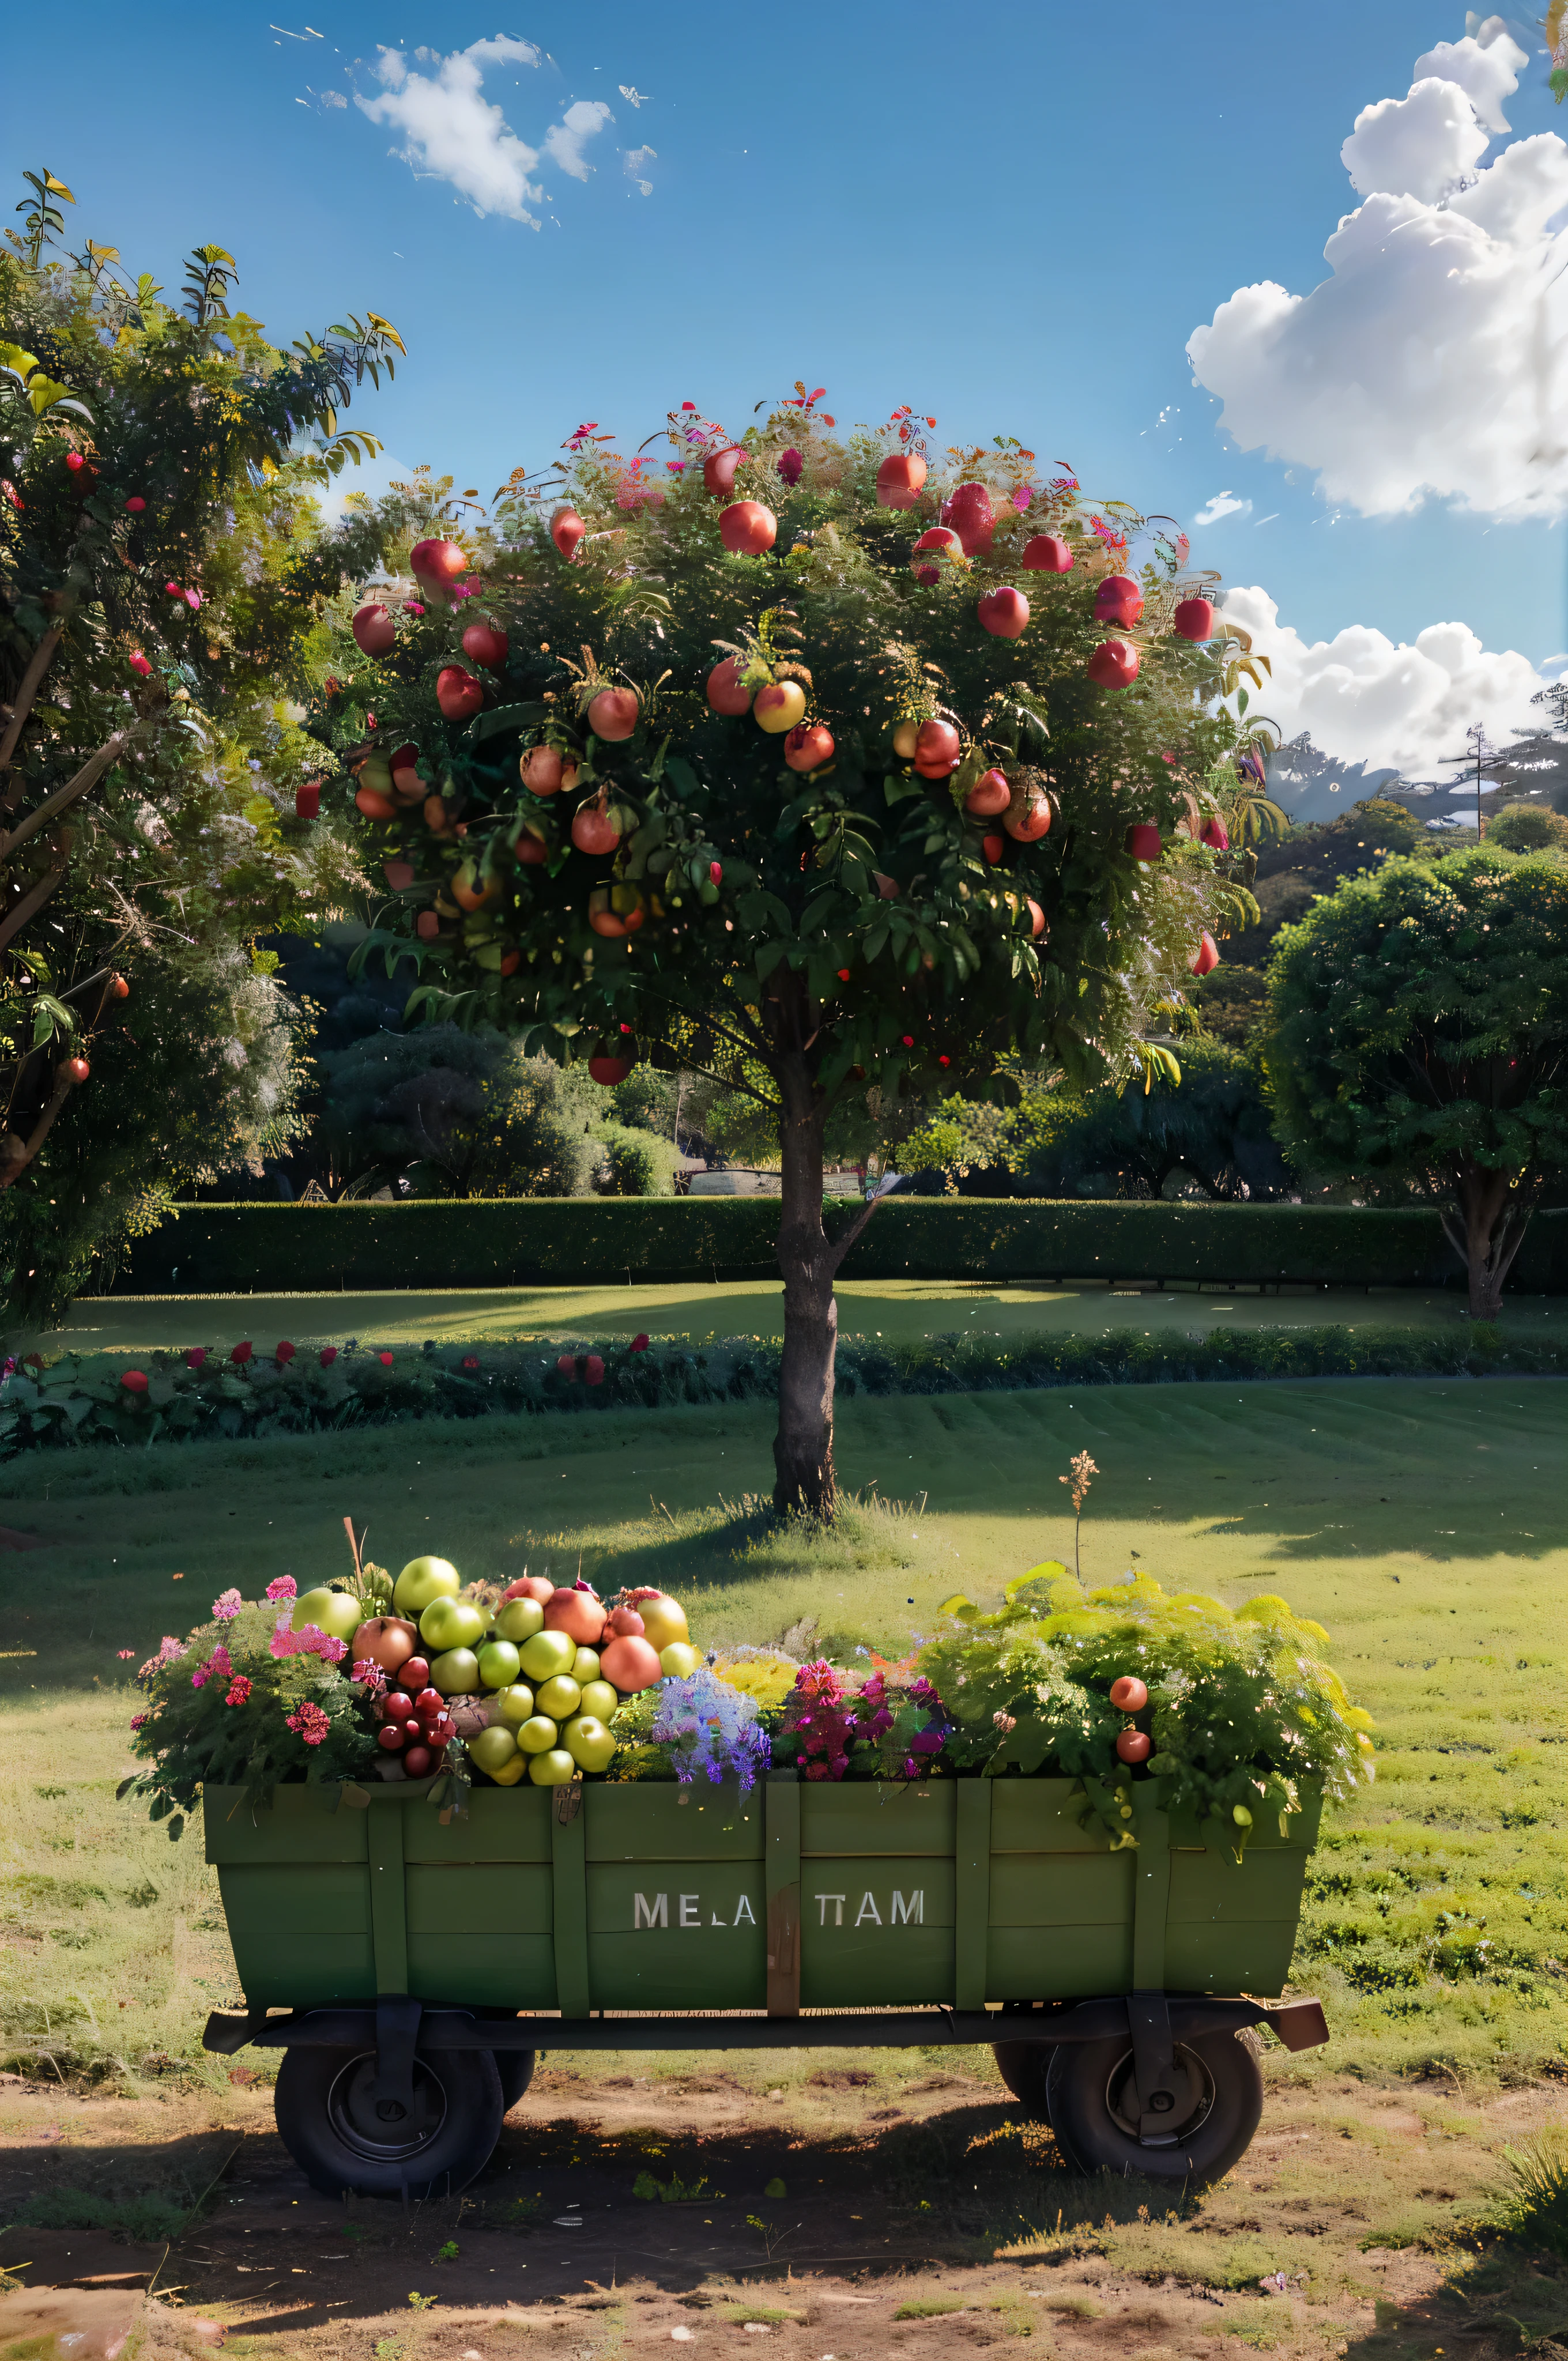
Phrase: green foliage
[
  {"left": 319, "top": 1024, "right": 585, "bottom": 1199},
  {"left": 1013, "top": 1041, "right": 1288, "bottom": 1201},
  {"left": 597, "top": 1125, "right": 661, "bottom": 1196},
  {"left": 919, "top": 1568, "right": 1372, "bottom": 1838},
  {"left": 1492, "top": 2130, "right": 1568, "bottom": 2260},
  {"left": 1486, "top": 802, "right": 1568, "bottom": 854}
]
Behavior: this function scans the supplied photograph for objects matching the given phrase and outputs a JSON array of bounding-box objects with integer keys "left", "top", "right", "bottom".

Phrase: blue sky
[{"left": 5, "top": 4, "right": 1563, "bottom": 785}]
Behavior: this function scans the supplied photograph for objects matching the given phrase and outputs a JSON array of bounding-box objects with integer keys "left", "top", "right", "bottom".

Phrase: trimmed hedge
[
  {"left": 5, "top": 1323, "right": 1563, "bottom": 1458},
  {"left": 106, "top": 1198, "right": 1568, "bottom": 1296}
]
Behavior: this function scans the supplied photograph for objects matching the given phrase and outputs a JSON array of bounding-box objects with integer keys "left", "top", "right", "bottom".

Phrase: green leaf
[{"left": 469, "top": 701, "right": 546, "bottom": 745}]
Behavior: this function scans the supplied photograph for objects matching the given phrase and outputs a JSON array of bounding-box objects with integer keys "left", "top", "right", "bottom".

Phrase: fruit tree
[{"left": 321, "top": 393, "right": 1246, "bottom": 1513}]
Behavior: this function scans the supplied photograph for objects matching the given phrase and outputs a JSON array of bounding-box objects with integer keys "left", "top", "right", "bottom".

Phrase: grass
[{"left": 0, "top": 1374, "right": 1565, "bottom": 2093}]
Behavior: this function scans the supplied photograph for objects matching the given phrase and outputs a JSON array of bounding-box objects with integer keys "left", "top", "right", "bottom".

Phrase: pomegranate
[
  {"left": 914, "top": 718, "right": 961, "bottom": 777},
  {"left": 910, "top": 526, "right": 962, "bottom": 585},
  {"left": 1021, "top": 534, "right": 1074, "bottom": 573},
  {"left": 1005, "top": 798, "right": 1051, "bottom": 842},
  {"left": 550, "top": 506, "right": 586, "bottom": 560},
  {"left": 352, "top": 602, "right": 396, "bottom": 656},
  {"left": 521, "top": 745, "right": 564, "bottom": 795},
  {"left": 784, "top": 722, "right": 835, "bottom": 773},
  {"left": 978, "top": 586, "right": 1030, "bottom": 640},
  {"left": 877, "top": 451, "right": 927, "bottom": 508},
  {"left": 544, "top": 1588, "right": 608, "bottom": 1646},
  {"left": 605, "top": 1605, "right": 646, "bottom": 1638},
  {"left": 383, "top": 858, "right": 415, "bottom": 889},
  {"left": 355, "top": 785, "right": 397, "bottom": 820},
  {"left": 943, "top": 481, "right": 994, "bottom": 555},
  {"left": 706, "top": 656, "right": 753, "bottom": 715},
  {"left": 1190, "top": 931, "right": 1220, "bottom": 976},
  {"left": 1115, "top": 1730, "right": 1152, "bottom": 1765},
  {"left": 409, "top": 538, "right": 468, "bottom": 588},
  {"left": 295, "top": 781, "right": 321, "bottom": 820},
  {"left": 1200, "top": 816, "right": 1230, "bottom": 851},
  {"left": 353, "top": 1617, "right": 420, "bottom": 1676},
  {"left": 1093, "top": 575, "right": 1144, "bottom": 629},
  {"left": 1109, "top": 1675, "right": 1149, "bottom": 1712},
  {"left": 703, "top": 444, "right": 747, "bottom": 497},
  {"left": 1088, "top": 639, "right": 1140, "bottom": 691},
  {"left": 1173, "top": 597, "right": 1215, "bottom": 642},
  {"left": 587, "top": 686, "right": 639, "bottom": 741},
  {"left": 600, "top": 1633, "right": 663, "bottom": 1694},
  {"left": 499, "top": 949, "right": 522, "bottom": 976},
  {"left": 572, "top": 797, "right": 622, "bottom": 857},
  {"left": 436, "top": 665, "right": 484, "bottom": 721},
  {"left": 1126, "top": 823, "right": 1162, "bottom": 861},
  {"left": 462, "top": 620, "right": 508, "bottom": 669},
  {"left": 965, "top": 770, "right": 1011, "bottom": 817},
  {"left": 755, "top": 680, "right": 806, "bottom": 734},
  {"left": 109, "top": 974, "right": 130, "bottom": 1000},
  {"left": 588, "top": 1054, "right": 634, "bottom": 1085},
  {"left": 451, "top": 863, "right": 498, "bottom": 912},
  {"left": 719, "top": 500, "right": 777, "bottom": 556}
]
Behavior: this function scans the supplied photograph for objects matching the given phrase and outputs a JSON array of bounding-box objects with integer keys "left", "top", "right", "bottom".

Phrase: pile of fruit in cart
[{"left": 120, "top": 1536, "right": 1377, "bottom": 1843}]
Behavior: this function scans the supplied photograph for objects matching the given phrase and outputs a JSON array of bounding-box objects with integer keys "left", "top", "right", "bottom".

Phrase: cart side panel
[
  {"left": 202, "top": 1783, "right": 371, "bottom": 1864},
  {"left": 986, "top": 1850, "right": 1135, "bottom": 1998},
  {"left": 988, "top": 1780, "right": 1113, "bottom": 1854},
  {"left": 405, "top": 1862, "right": 557, "bottom": 2007},
  {"left": 586, "top": 1864, "right": 767, "bottom": 2007},
  {"left": 798, "top": 1860, "right": 956, "bottom": 2005},
  {"left": 215, "top": 1864, "right": 375, "bottom": 2006},
  {"left": 801, "top": 1783, "right": 955, "bottom": 1857},
  {"left": 587, "top": 1785, "right": 764, "bottom": 1861},
  {"left": 404, "top": 1789, "right": 551, "bottom": 1862},
  {"left": 1165, "top": 1841, "right": 1314, "bottom": 1997}
]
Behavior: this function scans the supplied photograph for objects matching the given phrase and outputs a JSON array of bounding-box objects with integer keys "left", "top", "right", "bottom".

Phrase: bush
[
  {"left": 597, "top": 1127, "right": 662, "bottom": 1197},
  {"left": 318, "top": 1025, "right": 585, "bottom": 1198},
  {"left": 1486, "top": 803, "right": 1568, "bottom": 854}
]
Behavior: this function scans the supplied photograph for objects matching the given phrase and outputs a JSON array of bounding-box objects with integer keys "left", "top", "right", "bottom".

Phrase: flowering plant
[{"left": 646, "top": 1668, "right": 772, "bottom": 1792}]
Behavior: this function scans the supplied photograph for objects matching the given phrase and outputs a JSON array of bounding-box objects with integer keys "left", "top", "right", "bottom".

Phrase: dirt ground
[{"left": 3, "top": 2053, "right": 1566, "bottom": 2361}]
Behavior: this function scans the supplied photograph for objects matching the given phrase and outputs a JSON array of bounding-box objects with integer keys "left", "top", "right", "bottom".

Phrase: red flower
[
  {"left": 556, "top": 1354, "right": 577, "bottom": 1379},
  {"left": 630, "top": 1333, "right": 650, "bottom": 1353},
  {"left": 120, "top": 1370, "right": 148, "bottom": 1394},
  {"left": 901, "top": 1034, "right": 914, "bottom": 1047},
  {"left": 275, "top": 1341, "right": 296, "bottom": 1364},
  {"left": 66, "top": 451, "right": 85, "bottom": 473},
  {"left": 185, "top": 1347, "right": 206, "bottom": 1368},
  {"left": 709, "top": 861, "right": 722, "bottom": 884},
  {"left": 225, "top": 1675, "right": 252, "bottom": 1706},
  {"left": 837, "top": 968, "right": 851, "bottom": 982},
  {"left": 938, "top": 1054, "right": 951, "bottom": 1066},
  {"left": 365, "top": 712, "right": 376, "bottom": 729},
  {"left": 165, "top": 581, "right": 183, "bottom": 598},
  {"left": 319, "top": 1346, "right": 338, "bottom": 1367},
  {"left": 125, "top": 496, "right": 146, "bottom": 513},
  {"left": 585, "top": 1355, "right": 605, "bottom": 1386},
  {"left": 129, "top": 653, "right": 152, "bottom": 678},
  {"left": 231, "top": 1341, "right": 253, "bottom": 1364},
  {"left": 620, "top": 1022, "right": 633, "bottom": 1035},
  {"left": 379, "top": 1351, "right": 393, "bottom": 1367},
  {"left": 462, "top": 1354, "right": 480, "bottom": 1370}
]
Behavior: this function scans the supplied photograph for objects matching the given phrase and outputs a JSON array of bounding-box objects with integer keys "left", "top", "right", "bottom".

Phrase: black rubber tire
[
  {"left": 1045, "top": 2028, "right": 1263, "bottom": 2185},
  {"left": 273, "top": 2045, "right": 504, "bottom": 2199},
  {"left": 992, "top": 2041, "right": 1052, "bottom": 2121},
  {"left": 495, "top": 2050, "right": 537, "bottom": 2113}
]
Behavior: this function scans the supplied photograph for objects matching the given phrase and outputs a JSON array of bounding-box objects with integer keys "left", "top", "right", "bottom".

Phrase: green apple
[
  {"left": 489, "top": 1753, "right": 527, "bottom": 1785},
  {"left": 420, "top": 1596, "right": 485, "bottom": 1653},
  {"left": 562, "top": 1715, "right": 616, "bottom": 1774},
  {"left": 290, "top": 1587, "right": 363, "bottom": 1643},
  {"left": 477, "top": 1640, "right": 522, "bottom": 1691},
  {"left": 517, "top": 1715, "right": 559, "bottom": 1755},
  {"left": 578, "top": 1679, "right": 619, "bottom": 1722},
  {"left": 659, "top": 1641, "right": 701, "bottom": 1680},
  {"left": 519, "top": 1628, "right": 576, "bottom": 1683},
  {"left": 393, "top": 1555, "right": 461, "bottom": 1616},
  {"left": 536, "top": 1674, "right": 582, "bottom": 1723},
  {"left": 469, "top": 1724, "right": 519, "bottom": 1777},
  {"left": 572, "top": 1647, "right": 602, "bottom": 1683},
  {"left": 493, "top": 1684, "right": 537, "bottom": 1727},
  {"left": 527, "top": 1748, "right": 577, "bottom": 1786},
  {"left": 430, "top": 1647, "right": 480, "bottom": 1696},
  {"left": 496, "top": 1597, "right": 545, "bottom": 1645}
]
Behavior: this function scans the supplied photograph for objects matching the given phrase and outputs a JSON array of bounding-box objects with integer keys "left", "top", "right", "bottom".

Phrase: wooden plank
[
  {"left": 588, "top": 1781, "right": 764, "bottom": 1862},
  {"left": 368, "top": 1797, "right": 409, "bottom": 1996},
  {"left": 403, "top": 1789, "right": 551, "bottom": 1863},
  {"left": 764, "top": 1777, "right": 800, "bottom": 2019},
  {"left": 1130, "top": 1797, "right": 1171, "bottom": 1992},
  {"left": 801, "top": 1783, "right": 953, "bottom": 1857},
  {"left": 953, "top": 1780, "right": 992, "bottom": 2011},
  {"left": 203, "top": 1787, "right": 370, "bottom": 1866},
  {"left": 550, "top": 1782, "right": 591, "bottom": 2018}
]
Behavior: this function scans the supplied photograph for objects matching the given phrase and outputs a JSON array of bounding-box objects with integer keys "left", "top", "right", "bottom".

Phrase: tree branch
[
  {"left": 825, "top": 1178, "right": 894, "bottom": 1278},
  {"left": 0, "top": 624, "right": 63, "bottom": 787},
  {"left": 0, "top": 731, "right": 131, "bottom": 863},
  {"left": 0, "top": 856, "right": 69, "bottom": 957},
  {"left": 0, "top": 1062, "right": 80, "bottom": 1193}
]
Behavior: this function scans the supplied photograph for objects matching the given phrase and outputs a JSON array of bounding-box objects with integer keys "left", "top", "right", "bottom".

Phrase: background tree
[
  {"left": 1261, "top": 847, "right": 1568, "bottom": 1317},
  {"left": 320, "top": 398, "right": 1239, "bottom": 1512},
  {"left": 0, "top": 169, "right": 403, "bottom": 1317},
  {"left": 1486, "top": 802, "right": 1568, "bottom": 855},
  {"left": 316, "top": 1024, "right": 586, "bottom": 1200}
]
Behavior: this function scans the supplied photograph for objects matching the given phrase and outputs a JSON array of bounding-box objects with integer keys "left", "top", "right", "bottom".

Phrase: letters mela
[{"left": 631, "top": 1888, "right": 926, "bottom": 1929}]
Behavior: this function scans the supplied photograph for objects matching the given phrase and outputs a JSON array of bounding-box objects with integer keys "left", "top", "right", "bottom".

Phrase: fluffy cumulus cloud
[
  {"left": 1186, "top": 17, "right": 1568, "bottom": 519},
  {"left": 357, "top": 39, "right": 613, "bottom": 224},
  {"left": 1220, "top": 584, "right": 1549, "bottom": 775}
]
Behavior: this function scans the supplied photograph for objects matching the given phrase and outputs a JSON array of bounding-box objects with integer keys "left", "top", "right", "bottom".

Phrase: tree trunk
[
  {"left": 772, "top": 1050, "right": 838, "bottom": 1518},
  {"left": 1442, "top": 1166, "right": 1533, "bottom": 1321}
]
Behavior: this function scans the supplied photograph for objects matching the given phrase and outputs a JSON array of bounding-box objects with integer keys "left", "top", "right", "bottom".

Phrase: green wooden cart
[{"left": 201, "top": 1771, "right": 1328, "bottom": 2196}]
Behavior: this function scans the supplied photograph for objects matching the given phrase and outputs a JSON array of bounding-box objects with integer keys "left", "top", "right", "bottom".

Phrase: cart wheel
[
  {"left": 496, "top": 2050, "right": 537, "bottom": 2114},
  {"left": 274, "top": 2045, "right": 504, "bottom": 2199},
  {"left": 1045, "top": 2028, "right": 1262, "bottom": 2185},
  {"left": 992, "top": 2042, "right": 1051, "bottom": 2121}
]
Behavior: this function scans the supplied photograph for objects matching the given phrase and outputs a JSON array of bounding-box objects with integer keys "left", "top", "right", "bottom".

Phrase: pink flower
[
  {"left": 379, "top": 1351, "right": 393, "bottom": 1367},
  {"left": 275, "top": 1341, "right": 295, "bottom": 1364},
  {"left": 129, "top": 653, "right": 152, "bottom": 678},
  {"left": 285, "top": 1700, "right": 331, "bottom": 1747},
  {"left": 120, "top": 1370, "right": 148, "bottom": 1394},
  {"left": 353, "top": 1658, "right": 388, "bottom": 1692},
  {"left": 116, "top": 1649, "right": 134, "bottom": 1659},
  {"left": 212, "top": 1588, "right": 243, "bottom": 1621},
  {"left": 462, "top": 1355, "right": 479, "bottom": 1371},
  {"left": 1012, "top": 485, "right": 1035, "bottom": 510},
  {"left": 265, "top": 1575, "right": 297, "bottom": 1602},
  {"left": 630, "top": 1333, "right": 650, "bottom": 1353},
  {"left": 225, "top": 1676, "right": 252, "bottom": 1706},
  {"left": 186, "top": 1347, "right": 207, "bottom": 1368},
  {"left": 404, "top": 600, "right": 426, "bottom": 615},
  {"left": 231, "top": 1341, "right": 253, "bottom": 1365},
  {"left": 319, "top": 1347, "right": 338, "bottom": 1367},
  {"left": 185, "top": 587, "right": 202, "bottom": 610},
  {"left": 130, "top": 1713, "right": 148, "bottom": 1732},
  {"left": 157, "top": 1635, "right": 186, "bottom": 1664},
  {"left": 666, "top": 461, "right": 685, "bottom": 473},
  {"left": 126, "top": 496, "right": 146, "bottom": 513},
  {"left": 191, "top": 1644, "right": 231, "bottom": 1690}
]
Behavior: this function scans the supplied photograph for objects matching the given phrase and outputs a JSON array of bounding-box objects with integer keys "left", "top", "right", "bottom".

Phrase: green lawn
[{"left": 27, "top": 1274, "right": 1549, "bottom": 1362}]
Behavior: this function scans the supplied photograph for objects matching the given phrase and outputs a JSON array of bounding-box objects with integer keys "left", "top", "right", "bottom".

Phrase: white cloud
[
  {"left": 1189, "top": 32, "right": 1568, "bottom": 521},
  {"left": 1219, "top": 584, "right": 1548, "bottom": 775},
  {"left": 1191, "top": 489, "right": 1252, "bottom": 527},
  {"left": 624, "top": 143, "right": 656, "bottom": 195},
  {"left": 544, "top": 98, "right": 614, "bottom": 180},
  {"left": 357, "top": 36, "right": 547, "bottom": 224}
]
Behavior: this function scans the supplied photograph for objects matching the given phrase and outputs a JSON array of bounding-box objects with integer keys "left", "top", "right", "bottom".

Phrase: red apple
[
  {"left": 402, "top": 1659, "right": 431, "bottom": 1692},
  {"left": 978, "top": 586, "right": 1030, "bottom": 640},
  {"left": 704, "top": 444, "right": 747, "bottom": 497},
  {"left": 572, "top": 799, "right": 622, "bottom": 856},
  {"left": 755, "top": 680, "right": 806, "bottom": 734},
  {"left": 983, "top": 833, "right": 1005, "bottom": 864},
  {"left": 409, "top": 538, "right": 468, "bottom": 588},
  {"left": 413, "top": 1688, "right": 443, "bottom": 1718},
  {"left": 1088, "top": 639, "right": 1140, "bottom": 691},
  {"left": 600, "top": 1632, "right": 664, "bottom": 1693},
  {"left": 503, "top": 1576, "right": 555, "bottom": 1604},
  {"left": 587, "top": 687, "right": 639, "bottom": 742},
  {"left": 353, "top": 1617, "right": 420, "bottom": 1674},
  {"left": 588, "top": 1054, "right": 634, "bottom": 1085},
  {"left": 910, "top": 526, "right": 962, "bottom": 584},
  {"left": 402, "top": 1743, "right": 435, "bottom": 1779},
  {"left": 295, "top": 781, "right": 321, "bottom": 821},
  {"left": 1126, "top": 823, "right": 1162, "bottom": 861},
  {"left": 1021, "top": 534, "right": 1074, "bottom": 573},
  {"left": 551, "top": 507, "right": 586, "bottom": 560},
  {"left": 1025, "top": 897, "right": 1047, "bottom": 938},
  {"left": 355, "top": 785, "right": 397, "bottom": 820},
  {"left": 604, "top": 1605, "right": 646, "bottom": 1638},
  {"left": 521, "top": 745, "right": 564, "bottom": 795},
  {"left": 1190, "top": 931, "right": 1220, "bottom": 976},
  {"left": 1093, "top": 574, "right": 1144, "bottom": 629},
  {"left": 1115, "top": 1730, "right": 1152, "bottom": 1765},
  {"left": 383, "top": 1691, "right": 415, "bottom": 1722},
  {"left": 784, "top": 723, "right": 835, "bottom": 773},
  {"left": 943, "top": 481, "right": 994, "bottom": 555},
  {"left": 1110, "top": 1675, "right": 1149, "bottom": 1712},
  {"left": 719, "top": 500, "right": 777, "bottom": 556},
  {"left": 964, "top": 770, "right": 1011, "bottom": 817},
  {"left": 1005, "top": 798, "right": 1051, "bottom": 842},
  {"left": 876, "top": 452, "right": 927, "bottom": 508},
  {"left": 706, "top": 657, "right": 753, "bottom": 715},
  {"left": 914, "top": 718, "right": 961, "bottom": 777},
  {"left": 352, "top": 603, "right": 396, "bottom": 656},
  {"left": 544, "top": 1588, "right": 608, "bottom": 1646},
  {"left": 436, "top": 665, "right": 484, "bottom": 721},
  {"left": 1173, "top": 597, "right": 1215, "bottom": 642},
  {"left": 462, "top": 620, "right": 508, "bottom": 669},
  {"left": 64, "top": 1055, "right": 90, "bottom": 1084},
  {"left": 378, "top": 1723, "right": 407, "bottom": 1752}
]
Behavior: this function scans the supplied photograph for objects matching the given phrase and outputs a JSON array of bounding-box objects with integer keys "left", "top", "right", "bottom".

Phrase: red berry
[
  {"left": 383, "top": 1692, "right": 414, "bottom": 1722},
  {"left": 414, "top": 1688, "right": 443, "bottom": 1717},
  {"left": 402, "top": 1658, "right": 429, "bottom": 1692},
  {"left": 378, "top": 1723, "right": 407, "bottom": 1752},
  {"left": 402, "top": 1744, "right": 435, "bottom": 1778}
]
